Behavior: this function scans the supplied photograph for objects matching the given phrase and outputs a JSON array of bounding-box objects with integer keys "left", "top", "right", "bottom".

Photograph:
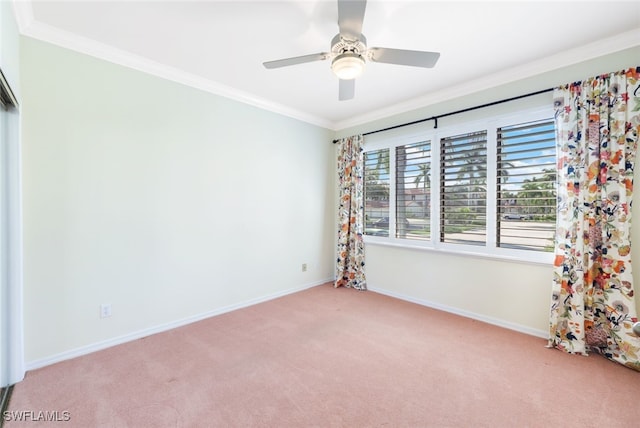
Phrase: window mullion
[
  {"left": 486, "top": 123, "right": 498, "bottom": 249},
  {"left": 389, "top": 147, "right": 397, "bottom": 239},
  {"left": 432, "top": 132, "right": 442, "bottom": 248}
]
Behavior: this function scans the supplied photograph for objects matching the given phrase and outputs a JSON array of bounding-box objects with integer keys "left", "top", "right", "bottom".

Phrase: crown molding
[
  {"left": 333, "top": 28, "right": 640, "bottom": 131},
  {"left": 13, "top": 1, "right": 334, "bottom": 130},
  {"left": 13, "top": 0, "right": 639, "bottom": 133},
  {"left": 11, "top": 0, "right": 33, "bottom": 34}
]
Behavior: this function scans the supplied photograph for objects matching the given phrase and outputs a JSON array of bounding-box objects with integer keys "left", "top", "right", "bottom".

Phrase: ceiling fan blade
[
  {"left": 263, "top": 52, "right": 329, "bottom": 69},
  {"left": 369, "top": 47, "right": 440, "bottom": 68},
  {"left": 338, "top": 0, "right": 367, "bottom": 38},
  {"left": 339, "top": 79, "right": 355, "bottom": 101}
]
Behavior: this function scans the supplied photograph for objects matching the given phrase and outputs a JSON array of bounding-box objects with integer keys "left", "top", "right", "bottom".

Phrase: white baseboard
[
  {"left": 26, "top": 278, "right": 332, "bottom": 371},
  {"left": 368, "top": 285, "right": 548, "bottom": 339}
]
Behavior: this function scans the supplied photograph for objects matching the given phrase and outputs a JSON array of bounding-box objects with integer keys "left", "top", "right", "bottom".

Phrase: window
[
  {"left": 496, "top": 119, "right": 556, "bottom": 251},
  {"left": 396, "top": 140, "right": 431, "bottom": 240},
  {"left": 364, "top": 148, "right": 390, "bottom": 237},
  {"left": 440, "top": 131, "right": 487, "bottom": 246},
  {"left": 362, "top": 107, "right": 556, "bottom": 263}
]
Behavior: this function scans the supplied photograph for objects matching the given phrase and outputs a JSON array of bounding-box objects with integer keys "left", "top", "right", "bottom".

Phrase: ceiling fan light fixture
[{"left": 331, "top": 52, "right": 365, "bottom": 80}]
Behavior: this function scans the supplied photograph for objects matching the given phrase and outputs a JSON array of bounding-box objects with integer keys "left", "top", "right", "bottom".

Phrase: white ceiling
[{"left": 13, "top": 1, "right": 640, "bottom": 130}]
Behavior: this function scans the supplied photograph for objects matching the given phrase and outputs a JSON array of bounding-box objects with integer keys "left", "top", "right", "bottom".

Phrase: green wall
[{"left": 20, "top": 36, "right": 335, "bottom": 365}]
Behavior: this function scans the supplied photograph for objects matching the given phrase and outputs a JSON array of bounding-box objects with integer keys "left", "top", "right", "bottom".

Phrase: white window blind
[
  {"left": 440, "top": 130, "right": 487, "bottom": 246},
  {"left": 496, "top": 118, "right": 556, "bottom": 252},
  {"left": 364, "top": 148, "right": 390, "bottom": 237},
  {"left": 396, "top": 140, "right": 431, "bottom": 240},
  {"left": 361, "top": 106, "right": 556, "bottom": 264}
]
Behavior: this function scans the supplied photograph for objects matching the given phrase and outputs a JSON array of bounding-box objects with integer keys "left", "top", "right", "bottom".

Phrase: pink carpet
[{"left": 6, "top": 283, "right": 640, "bottom": 427}]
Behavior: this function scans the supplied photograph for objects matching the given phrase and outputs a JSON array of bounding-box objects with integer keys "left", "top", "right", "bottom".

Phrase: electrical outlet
[
  {"left": 100, "top": 304, "right": 112, "bottom": 318},
  {"left": 302, "top": 263, "right": 308, "bottom": 272}
]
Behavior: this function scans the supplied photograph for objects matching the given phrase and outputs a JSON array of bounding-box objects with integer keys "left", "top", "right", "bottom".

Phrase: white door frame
[{"left": 1, "top": 70, "right": 24, "bottom": 386}]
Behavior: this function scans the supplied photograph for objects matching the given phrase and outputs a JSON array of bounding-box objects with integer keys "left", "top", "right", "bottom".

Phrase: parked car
[
  {"left": 503, "top": 213, "right": 531, "bottom": 220},
  {"left": 373, "top": 217, "right": 411, "bottom": 228}
]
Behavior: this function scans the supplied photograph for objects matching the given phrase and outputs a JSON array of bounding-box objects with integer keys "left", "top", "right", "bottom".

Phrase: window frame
[
  {"left": 363, "top": 148, "right": 391, "bottom": 237},
  {"left": 395, "top": 139, "right": 432, "bottom": 241},
  {"left": 496, "top": 117, "right": 557, "bottom": 252},
  {"left": 362, "top": 106, "right": 555, "bottom": 265},
  {"left": 439, "top": 128, "right": 488, "bottom": 247}
]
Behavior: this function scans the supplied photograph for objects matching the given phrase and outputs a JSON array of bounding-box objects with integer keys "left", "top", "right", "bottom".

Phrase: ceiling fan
[{"left": 263, "top": 0, "right": 440, "bottom": 101}]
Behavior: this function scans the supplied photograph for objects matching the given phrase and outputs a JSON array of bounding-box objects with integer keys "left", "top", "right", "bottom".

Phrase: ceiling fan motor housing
[
  {"left": 331, "top": 33, "right": 367, "bottom": 58},
  {"left": 263, "top": 0, "right": 440, "bottom": 99},
  {"left": 330, "top": 33, "right": 368, "bottom": 80}
]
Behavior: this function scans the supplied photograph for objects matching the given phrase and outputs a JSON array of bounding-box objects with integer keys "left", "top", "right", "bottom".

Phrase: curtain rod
[{"left": 332, "top": 87, "right": 554, "bottom": 144}]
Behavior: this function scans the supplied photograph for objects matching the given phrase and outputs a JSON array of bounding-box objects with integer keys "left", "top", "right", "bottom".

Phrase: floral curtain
[
  {"left": 549, "top": 67, "right": 640, "bottom": 371},
  {"left": 335, "top": 135, "right": 366, "bottom": 290}
]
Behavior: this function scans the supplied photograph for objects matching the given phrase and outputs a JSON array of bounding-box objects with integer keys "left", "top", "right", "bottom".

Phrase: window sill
[{"left": 363, "top": 236, "right": 554, "bottom": 267}]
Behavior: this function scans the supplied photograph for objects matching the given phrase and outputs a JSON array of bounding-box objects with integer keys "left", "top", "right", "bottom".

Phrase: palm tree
[
  {"left": 496, "top": 159, "right": 515, "bottom": 217},
  {"left": 413, "top": 163, "right": 430, "bottom": 218},
  {"left": 456, "top": 142, "right": 487, "bottom": 212},
  {"left": 365, "top": 150, "right": 390, "bottom": 201},
  {"left": 517, "top": 169, "right": 556, "bottom": 216},
  {"left": 375, "top": 149, "right": 390, "bottom": 176},
  {"left": 413, "top": 163, "right": 431, "bottom": 188}
]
